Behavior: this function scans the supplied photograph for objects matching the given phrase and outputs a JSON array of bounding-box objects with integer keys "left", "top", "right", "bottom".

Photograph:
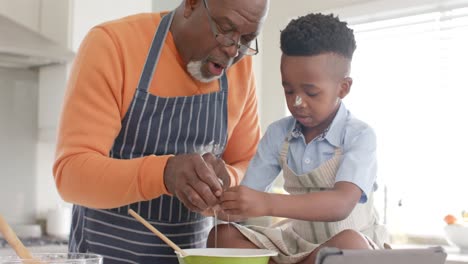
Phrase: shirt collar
[{"left": 287, "top": 102, "right": 347, "bottom": 147}]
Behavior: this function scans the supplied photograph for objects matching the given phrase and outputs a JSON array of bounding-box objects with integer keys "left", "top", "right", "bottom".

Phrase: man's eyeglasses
[{"left": 202, "top": 0, "right": 259, "bottom": 56}]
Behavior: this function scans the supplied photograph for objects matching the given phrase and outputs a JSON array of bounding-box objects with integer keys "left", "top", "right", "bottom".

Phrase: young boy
[{"left": 207, "top": 13, "right": 389, "bottom": 264}]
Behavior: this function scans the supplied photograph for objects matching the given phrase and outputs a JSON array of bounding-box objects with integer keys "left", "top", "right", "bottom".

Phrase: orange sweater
[{"left": 53, "top": 13, "right": 261, "bottom": 209}]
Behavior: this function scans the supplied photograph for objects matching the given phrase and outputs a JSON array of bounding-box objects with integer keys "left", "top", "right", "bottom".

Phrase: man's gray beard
[{"left": 187, "top": 60, "right": 220, "bottom": 83}]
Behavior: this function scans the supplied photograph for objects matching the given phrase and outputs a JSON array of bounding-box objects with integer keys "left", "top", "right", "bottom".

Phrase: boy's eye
[
  {"left": 306, "top": 92, "right": 319, "bottom": 97},
  {"left": 285, "top": 91, "right": 294, "bottom": 95}
]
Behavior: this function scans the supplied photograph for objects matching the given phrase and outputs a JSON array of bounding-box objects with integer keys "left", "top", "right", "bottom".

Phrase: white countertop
[
  {"left": 0, "top": 244, "right": 68, "bottom": 256},
  {"left": 442, "top": 247, "right": 468, "bottom": 264},
  {"left": 392, "top": 244, "right": 468, "bottom": 264}
]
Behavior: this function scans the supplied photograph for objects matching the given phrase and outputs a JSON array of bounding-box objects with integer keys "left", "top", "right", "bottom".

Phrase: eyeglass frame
[{"left": 201, "top": 0, "right": 259, "bottom": 56}]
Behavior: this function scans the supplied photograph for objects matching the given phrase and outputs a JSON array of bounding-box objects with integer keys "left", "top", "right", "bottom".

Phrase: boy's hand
[{"left": 220, "top": 186, "right": 271, "bottom": 217}]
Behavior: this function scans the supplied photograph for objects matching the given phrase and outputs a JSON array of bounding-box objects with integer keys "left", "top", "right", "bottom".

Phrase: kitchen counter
[
  {"left": 439, "top": 247, "right": 468, "bottom": 264},
  {"left": 0, "top": 237, "right": 68, "bottom": 257},
  {"left": 0, "top": 244, "right": 68, "bottom": 256},
  {"left": 392, "top": 244, "right": 468, "bottom": 264}
]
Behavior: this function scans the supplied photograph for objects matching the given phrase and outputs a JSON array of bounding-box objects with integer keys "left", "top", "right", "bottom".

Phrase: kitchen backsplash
[{"left": 0, "top": 67, "right": 39, "bottom": 224}]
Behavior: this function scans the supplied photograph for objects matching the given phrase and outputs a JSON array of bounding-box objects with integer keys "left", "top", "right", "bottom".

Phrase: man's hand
[
  {"left": 201, "top": 153, "right": 231, "bottom": 190},
  {"left": 163, "top": 153, "right": 230, "bottom": 212},
  {"left": 220, "top": 185, "right": 271, "bottom": 218}
]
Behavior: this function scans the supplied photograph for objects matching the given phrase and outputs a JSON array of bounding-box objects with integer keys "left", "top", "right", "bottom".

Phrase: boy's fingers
[
  {"left": 220, "top": 201, "right": 238, "bottom": 210},
  {"left": 220, "top": 191, "right": 237, "bottom": 202}
]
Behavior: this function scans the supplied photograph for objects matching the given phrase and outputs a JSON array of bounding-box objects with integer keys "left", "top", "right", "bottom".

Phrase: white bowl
[{"left": 444, "top": 224, "right": 468, "bottom": 253}]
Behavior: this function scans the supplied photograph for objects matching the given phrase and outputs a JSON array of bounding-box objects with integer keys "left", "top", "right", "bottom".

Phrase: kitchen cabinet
[
  {"left": 37, "top": 0, "right": 73, "bottom": 143},
  {"left": 0, "top": 0, "right": 41, "bottom": 32}
]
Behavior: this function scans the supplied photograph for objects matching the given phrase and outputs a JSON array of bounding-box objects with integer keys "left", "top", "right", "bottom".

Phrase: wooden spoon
[
  {"left": 128, "top": 209, "right": 188, "bottom": 257},
  {"left": 0, "top": 214, "right": 40, "bottom": 262}
]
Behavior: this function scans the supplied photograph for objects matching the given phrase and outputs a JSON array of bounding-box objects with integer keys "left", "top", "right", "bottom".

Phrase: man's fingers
[
  {"left": 177, "top": 186, "right": 208, "bottom": 212},
  {"left": 198, "top": 153, "right": 223, "bottom": 193},
  {"left": 163, "top": 153, "right": 229, "bottom": 211},
  {"left": 177, "top": 192, "right": 201, "bottom": 212},
  {"left": 212, "top": 159, "right": 231, "bottom": 190},
  {"left": 202, "top": 153, "right": 231, "bottom": 194},
  {"left": 190, "top": 179, "right": 219, "bottom": 207}
]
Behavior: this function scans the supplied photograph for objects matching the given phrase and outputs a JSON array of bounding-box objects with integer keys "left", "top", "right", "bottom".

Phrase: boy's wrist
[{"left": 264, "top": 193, "right": 277, "bottom": 217}]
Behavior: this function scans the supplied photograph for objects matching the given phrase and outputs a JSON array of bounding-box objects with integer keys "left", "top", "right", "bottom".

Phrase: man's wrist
[
  {"left": 162, "top": 156, "right": 175, "bottom": 196},
  {"left": 139, "top": 154, "right": 173, "bottom": 199}
]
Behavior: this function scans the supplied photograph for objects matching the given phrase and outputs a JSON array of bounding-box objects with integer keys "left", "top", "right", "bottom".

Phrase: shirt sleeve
[
  {"left": 335, "top": 126, "right": 377, "bottom": 203},
  {"left": 240, "top": 123, "right": 283, "bottom": 192},
  {"left": 223, "top": 70, "right": 261, "bottom": 186},
  {"left": 53, "top": 27, "right": 171, "bottom": 209}
]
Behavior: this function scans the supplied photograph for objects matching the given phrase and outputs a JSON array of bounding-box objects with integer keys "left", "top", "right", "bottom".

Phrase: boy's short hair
[{"left": 280, "top": 13, "right": 356, "bottom": 59}]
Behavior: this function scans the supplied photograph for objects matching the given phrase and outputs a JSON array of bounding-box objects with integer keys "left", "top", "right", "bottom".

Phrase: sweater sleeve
[
  {"left": 53, "top": 27, "right": 171, "bottom": 209},
  {"left": 223, "top": 69, "right": 261, "bottom": 186}
]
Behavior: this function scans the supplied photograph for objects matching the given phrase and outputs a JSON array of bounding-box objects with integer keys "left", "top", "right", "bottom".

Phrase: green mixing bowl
[{"left": 176, "top": 248, "right": 277, "bottom": 264}]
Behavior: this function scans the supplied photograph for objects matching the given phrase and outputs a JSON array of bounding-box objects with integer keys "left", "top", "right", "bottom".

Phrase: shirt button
[{"left": 304, "top": 158, "right": 311, "bottom": 164}]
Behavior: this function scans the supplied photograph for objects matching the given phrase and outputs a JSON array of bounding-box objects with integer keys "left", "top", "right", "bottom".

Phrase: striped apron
[
  {"left": 233, "top": 135, "right": 389, "bottom": 263},
  {"left": 68, "top": 11, "right": 229, "bottom": 264}
]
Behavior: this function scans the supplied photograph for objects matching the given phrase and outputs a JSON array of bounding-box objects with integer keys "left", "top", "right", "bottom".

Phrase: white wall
[
  {"left": 152, "top": 0, "right": 180, "bottom": 12},
  {"left": 71, "top": 0, "right": 152, "bottom": 51}
]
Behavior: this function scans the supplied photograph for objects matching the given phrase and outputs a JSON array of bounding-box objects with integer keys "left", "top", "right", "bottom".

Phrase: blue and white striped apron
[{"left": 68, "top": 11, "right": 229, "bottom": 264}]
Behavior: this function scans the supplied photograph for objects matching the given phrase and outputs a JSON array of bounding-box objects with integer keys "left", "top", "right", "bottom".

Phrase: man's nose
[
  {"left": 222, "top": 32, "right": 241, "bottom": 58},
  {"left": 225, "top": 44, "right": 239, "bottom": 58},
  {"left": 222, "top": 44, "right": 240, "bottom": 58}
]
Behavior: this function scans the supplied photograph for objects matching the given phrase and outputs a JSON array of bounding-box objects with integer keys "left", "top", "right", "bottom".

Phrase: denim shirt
[{"left": 241, "top": 103, "right": 377, "bottom": 203}]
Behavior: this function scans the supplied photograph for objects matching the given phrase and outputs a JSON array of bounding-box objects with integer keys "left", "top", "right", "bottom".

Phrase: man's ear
[
  {"left": 183, "top": 0, "right": 201, "bottom": 18},
  {"left": 338, "top": 77, "right": 352, "bottom": 99}
]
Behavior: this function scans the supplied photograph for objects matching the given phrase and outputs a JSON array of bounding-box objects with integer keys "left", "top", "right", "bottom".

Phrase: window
[{"left": 347, "top": 7, "right": 468, "bottom": 238}]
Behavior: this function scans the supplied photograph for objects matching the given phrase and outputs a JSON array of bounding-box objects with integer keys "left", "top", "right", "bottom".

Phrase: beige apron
[{"left": 233, "top": 138, "right": 389, "bottom": 264}]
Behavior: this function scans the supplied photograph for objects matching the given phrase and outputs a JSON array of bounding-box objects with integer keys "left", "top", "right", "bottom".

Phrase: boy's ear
[{"left": 338, "top": 77, "right": 352, "bottom": 99}]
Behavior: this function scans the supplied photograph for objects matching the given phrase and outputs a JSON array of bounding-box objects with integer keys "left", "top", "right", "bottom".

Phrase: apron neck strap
[{"left": 137, "top": 11, "right": 175, "bottom": 92}]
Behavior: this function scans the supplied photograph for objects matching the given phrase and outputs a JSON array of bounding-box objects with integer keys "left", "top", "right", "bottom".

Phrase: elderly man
[{"left": 53, "top": 0, "right": 270, "bottom": 263}]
